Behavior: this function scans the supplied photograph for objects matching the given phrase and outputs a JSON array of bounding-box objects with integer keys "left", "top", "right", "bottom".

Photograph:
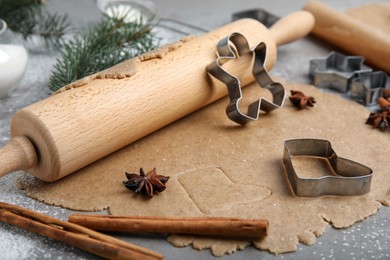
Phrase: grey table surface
[{"left": 1, "top": 0, "right": 390, "bottom": 259}]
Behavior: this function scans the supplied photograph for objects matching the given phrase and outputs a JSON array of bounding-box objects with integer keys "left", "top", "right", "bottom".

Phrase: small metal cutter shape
[
  {"left": 206, "top": 32, "right": 285, "bottom": 125},
  {"left": 309, "top": 51, "right": 372, "bottom": 93},
  {"left": 283, "top": 139, "right": 373, "bottom": 197},
  {"left": 350, "top": 71, "right": 390, "bottom": 106},
  {"left": 232, "top": 9, "right": 280, "bottom": 28}
]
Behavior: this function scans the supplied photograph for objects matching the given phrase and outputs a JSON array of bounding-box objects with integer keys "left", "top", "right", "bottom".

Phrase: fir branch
[
  {"left": 48, "top": 14, "right": 158, "bottom": 91},
  {"left": 0, "top": 0, "right": 70, "bottom": 49}
]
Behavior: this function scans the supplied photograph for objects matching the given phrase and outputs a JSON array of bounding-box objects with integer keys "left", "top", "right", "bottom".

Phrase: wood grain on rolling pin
[
  {"left": 10, "top": 19, "right": 272, "bottom": 181},
  {"left": 2, "top": 12, "right": 314, "bottom": 182}
]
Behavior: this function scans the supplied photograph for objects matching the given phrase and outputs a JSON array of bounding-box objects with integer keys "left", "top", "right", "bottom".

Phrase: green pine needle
[
  {"left": 0, "top": 0, "right": 70, "bottom": 49},
  {"left": 48, "top": 14, "right": 158, "bottom": 91}
]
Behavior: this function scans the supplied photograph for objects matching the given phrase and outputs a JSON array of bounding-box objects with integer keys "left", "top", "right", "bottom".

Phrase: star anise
[
  {"left": 289, "top": 90, "right": 316, "bottom": 109},
  {"left": 365, "top": 111, "right": 389, "bottom": 131},
  {"left": 123, "top": 168, "right": 169, "bottom": 198},
  {"left": 366, "top": 97, "right": 390, "bottom": 131}
]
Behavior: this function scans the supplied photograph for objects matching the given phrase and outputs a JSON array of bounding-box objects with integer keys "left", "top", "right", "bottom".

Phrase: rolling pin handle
[
  {"left": 0, "top": 136, "right": 37, "bottom": 177},
  {"left": 269, "top": 10, "right": 315, "bottom": 46}
]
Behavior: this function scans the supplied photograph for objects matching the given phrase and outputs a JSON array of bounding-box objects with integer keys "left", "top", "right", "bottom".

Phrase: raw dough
[
  {"left": 17, "top": 3, "right": 390, "bottom": 256},
  {"left": 54, "top": 37, "right": 191, "bottom": 94},
  {"left": 18, "top": 81, "right": 390, "bottom": 256}
]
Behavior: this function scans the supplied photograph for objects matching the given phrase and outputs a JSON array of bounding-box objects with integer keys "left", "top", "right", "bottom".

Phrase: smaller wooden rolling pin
[
  {"left": 68, "top": 214, "right": 268, "bottom": 240},
  {"left": 0, "top": 11, "right": 314, "bottom": 182},
  {"left": 304, "top": 0, "right": 390, "bottom": 73}
]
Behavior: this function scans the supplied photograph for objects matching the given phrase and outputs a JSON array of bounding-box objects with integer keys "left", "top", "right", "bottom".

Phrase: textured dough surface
[{"left": 18, "top": 81, "right": 390, "bottom": 256}]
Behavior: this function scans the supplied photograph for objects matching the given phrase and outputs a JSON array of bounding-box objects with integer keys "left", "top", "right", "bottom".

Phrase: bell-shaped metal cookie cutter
[
  {"left": 283, "top": 139, "right": 373, "bottom": 197},
  {"left": 206, "top": 32, "right": 285, "bottom": 125},
  {"left": 350, "top": 71, "right": 390, "bottom": 106},
  {"left": 309, "top": 51, "right": 372, "bottom": 93}
]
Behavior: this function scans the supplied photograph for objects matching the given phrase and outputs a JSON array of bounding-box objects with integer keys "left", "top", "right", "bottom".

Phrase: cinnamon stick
[
  {"left": 378, "top": 97, "right": 390, "bottom": 110},
  {"left": 68, "top": 215, "right": 268, "bottom": 240},
  {"left": 0, "top": 202, "right": 163, "bottom": 260}
]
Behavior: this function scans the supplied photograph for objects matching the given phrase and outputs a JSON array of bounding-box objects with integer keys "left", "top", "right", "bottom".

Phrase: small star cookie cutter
[
  {"left": 206, "top": 32, "right": 285, "bottom": 125},
  {"left": 350, "top": 71, "right": 390, "bottom": 106},
  {"left": 309, "top": 51, "right": 372, "bottom": 93},
  {"left": 231, "top": 9, "right": 280, "bottom": 28},
  {"left": 283, "top": 139, "right": 373, "bottom": 197}
]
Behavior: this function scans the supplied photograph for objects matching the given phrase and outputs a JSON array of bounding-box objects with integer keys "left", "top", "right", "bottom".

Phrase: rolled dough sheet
[{"left": 18, "top": 81, "right": 390, "bottom": 256}]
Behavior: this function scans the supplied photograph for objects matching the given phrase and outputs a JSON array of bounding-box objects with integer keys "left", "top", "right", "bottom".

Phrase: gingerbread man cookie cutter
[
  {"left": 206, "top": 32, "right": 285, "bottom": 125},
  {"left": 283, "top": 139, "right": 373, "bottom": 197}
]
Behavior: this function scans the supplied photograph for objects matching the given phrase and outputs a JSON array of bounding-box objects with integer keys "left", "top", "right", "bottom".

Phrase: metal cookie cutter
[
  {"left": 206, "top": 33, "right": 285, "bottom": 125},
  {"left": 309, "top": 51, "right": 372, "bottom": 93},
  {"left": 283, "top": 139, "right": 373, "bottom": 197},
  {"left": 232, "top": 9, "right": 280, "bottom": 28},
  {"left": 350, "top": 71, "right": 390, "bottom": 106}
]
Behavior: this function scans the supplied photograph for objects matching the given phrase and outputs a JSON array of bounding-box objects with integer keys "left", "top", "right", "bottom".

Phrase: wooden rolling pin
[
  {"left": 0, "top": 12, "right": 314, "bottom": 182},
  {"left": 304, "top": 0, "right": 390, "bottom": 73}
]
